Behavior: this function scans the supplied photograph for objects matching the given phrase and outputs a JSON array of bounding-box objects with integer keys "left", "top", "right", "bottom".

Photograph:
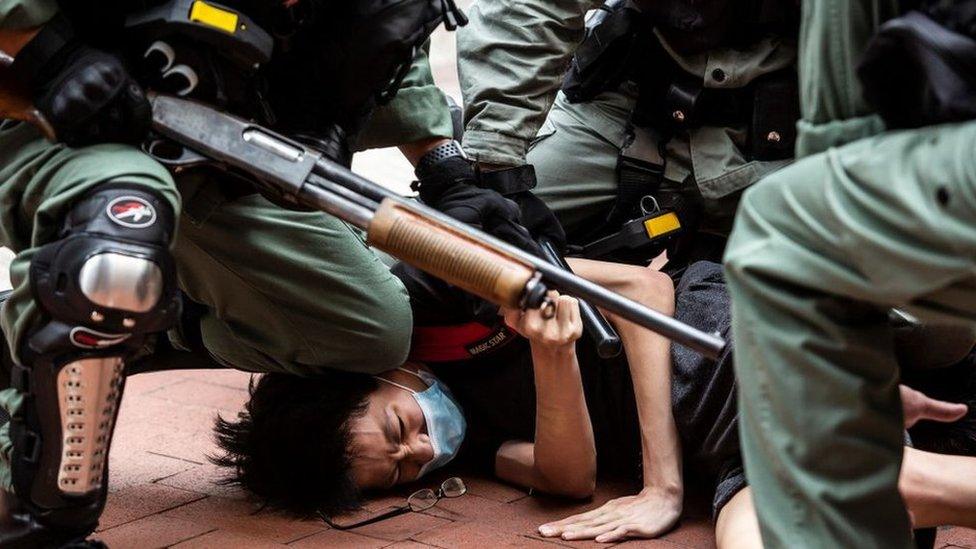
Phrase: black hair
[{"left": 211, "top": 370, "right": 378, "bottom": 518}]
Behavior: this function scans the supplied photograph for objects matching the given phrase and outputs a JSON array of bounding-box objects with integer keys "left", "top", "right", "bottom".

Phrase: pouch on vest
[
  {"left": 750, "top": 69, "right": 799, "bottom": 160},
  {"left": 118, "top": 0, "right": 466, "bottom": 135},
  {"left": 563, "top": 0, "right": 645, "bottom": 104}
]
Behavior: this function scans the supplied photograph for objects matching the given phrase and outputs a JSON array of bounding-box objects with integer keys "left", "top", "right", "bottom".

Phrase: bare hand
[
  {"left": 900, "top": 384, "right": 967, "bottom": 428},
  {"left": 502, "top": 293, "right": 582, "bottom": 352},
  {"left": 537, "top": 487, "right": 682, "bottom": 543}
]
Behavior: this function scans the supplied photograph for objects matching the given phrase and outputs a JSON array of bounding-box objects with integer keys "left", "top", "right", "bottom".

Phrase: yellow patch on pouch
[
  {"left": 189, "top": 1, "right": 240, "bottom": 34},
  {"left": 643, "top": 211, "right": 682, "bottom": 238}
]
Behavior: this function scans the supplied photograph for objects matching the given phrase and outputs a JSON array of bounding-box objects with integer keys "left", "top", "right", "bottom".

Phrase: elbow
[
  {"left": 560, "top": 477, "right": 597, "bottom": 500},
  {"left": 538, "top": 466, "right": 597, "bottom": 499}
]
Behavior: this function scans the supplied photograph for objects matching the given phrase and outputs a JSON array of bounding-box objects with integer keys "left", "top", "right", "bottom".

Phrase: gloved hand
[
  {"left": 478, "top": 165, "right": 567, "bottom": 253},
  {"left": 512, "top": 189, "right": 566, "bottom": 252},
  {"left": 16, "top": 17, "right": 150, "bottom": 147},
  {"left": 416, "top": 156, "right": 542, "bottom": 255}
]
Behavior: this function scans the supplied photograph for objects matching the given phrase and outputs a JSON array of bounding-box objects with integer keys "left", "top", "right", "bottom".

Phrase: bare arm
[
  {"left": 399, "top": 137, "right": 450, "bottom": 166},
  {"left": 539, "top": 259, "right": 682, "bottom": 543},
  {"left": 495, "top": 295, "right": 597, "bottom": 499},
  {"left": 717, "top": 447, "right": 976, "bottom": 549},
  {"left": 570, "top": 258, "right": 681, "bottom": 496}
]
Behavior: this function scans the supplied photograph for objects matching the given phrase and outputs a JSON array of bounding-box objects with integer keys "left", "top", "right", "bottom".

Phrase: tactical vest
[
  {"left": 564, "top": 0, "right": 798, "bottom": 142},
  {"left": 55, "top": 0, "right": 463, "bottom": 136},
  {"left": 562, "top": 0, "right": 799, "bottom": 231}
]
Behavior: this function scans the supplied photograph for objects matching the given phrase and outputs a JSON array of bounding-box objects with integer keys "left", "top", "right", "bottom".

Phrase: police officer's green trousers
[
  {"left": 724, "top": 120, "right": 976, "bottom": 547},
  {"left": 0, "top": 122, "right": 412, "bottom": 490}
]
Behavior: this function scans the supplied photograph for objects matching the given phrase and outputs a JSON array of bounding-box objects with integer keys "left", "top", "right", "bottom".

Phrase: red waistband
[{"left": 409, "top": 322, "right": 516, "bottom": 363}]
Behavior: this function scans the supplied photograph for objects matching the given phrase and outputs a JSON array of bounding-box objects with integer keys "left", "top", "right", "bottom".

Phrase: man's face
[{"left": 347, "top": 367, "right": 436, "bottom": 490}]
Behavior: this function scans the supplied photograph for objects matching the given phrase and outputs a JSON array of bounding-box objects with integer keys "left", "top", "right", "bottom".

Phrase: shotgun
[{"left": 0, "top": 65, "right": 726, "bottom": 359}]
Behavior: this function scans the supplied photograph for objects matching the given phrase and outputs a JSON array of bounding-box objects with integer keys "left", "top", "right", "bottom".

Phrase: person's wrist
[
  {"left": 640, "top": 482, "right": 683, "bottom": 501},
  {"left": 412, "top": 155, "right": 475, "bottom": 203},
  {"left": 530, "top": 341, "right": 577, "bottom": 360},
  {"left": 415, "top": 140, "right": 467, "bottom": 178}
]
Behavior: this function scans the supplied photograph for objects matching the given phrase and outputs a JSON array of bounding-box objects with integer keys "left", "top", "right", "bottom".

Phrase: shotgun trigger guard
[{"left": 143, "top": 138, "right": 209, "bottom": 170}]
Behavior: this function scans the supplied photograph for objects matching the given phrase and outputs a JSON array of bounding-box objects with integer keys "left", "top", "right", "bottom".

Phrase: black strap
[
  {"left": 177, "top": 294, "right": 209, "bottom": 354},
  {"left": 609, "top": 123, "right": 668, "bottom": 227},
  {"left": 11, "top": 13, "right": 76, "bottom": 85},
  {"left": 477, "top": 164, "right": 537, "bottom": 196}
]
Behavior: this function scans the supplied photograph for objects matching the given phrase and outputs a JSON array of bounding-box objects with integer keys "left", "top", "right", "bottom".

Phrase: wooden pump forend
[{"left": 368, "top": 199, "right": 536, "bottom": 309}]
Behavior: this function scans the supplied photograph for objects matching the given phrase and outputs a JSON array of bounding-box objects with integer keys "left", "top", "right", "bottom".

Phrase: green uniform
[
  {"left": 458, "top": 0, "right": 796, "bottom": 237},
  {"left": 0, "top": 0, "right": 453, "bottom": 491},
  {"left": 722, "top": 0, "right": 972, "bottom": 546}
]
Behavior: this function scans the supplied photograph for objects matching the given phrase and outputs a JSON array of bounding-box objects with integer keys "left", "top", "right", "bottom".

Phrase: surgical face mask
[{"left": 376, "top": 368, "right": 466, "bottom": 478}]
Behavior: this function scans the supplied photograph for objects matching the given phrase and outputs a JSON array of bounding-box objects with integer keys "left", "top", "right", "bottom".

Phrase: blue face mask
[{"left": 376, "top": 368, "right": 467, "bottom": 478}]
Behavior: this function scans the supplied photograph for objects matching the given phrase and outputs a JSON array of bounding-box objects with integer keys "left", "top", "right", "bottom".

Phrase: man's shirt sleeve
[
  {"left": 457, "top": 0, "right": 600, "bottom": 167},
  {"left": 0, "top": 0, "right": 58, "bottom": 30},
  {"left": 794, "top": 0, "right": 895, "bottom": 157}
]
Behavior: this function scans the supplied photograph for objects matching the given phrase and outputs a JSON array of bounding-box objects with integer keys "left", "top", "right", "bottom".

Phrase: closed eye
[{"left": 397, "top": 415, "right": 405, "bottom": 444}]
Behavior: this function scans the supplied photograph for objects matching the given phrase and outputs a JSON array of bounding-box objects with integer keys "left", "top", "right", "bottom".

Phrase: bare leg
[
  {"left": 716, "top": 488, "right": 762, "bottom": 549},
  {"left": 901, "top": 447, "right": 976, "bottom": 529},
  {"left": 717, "top": 447, "right": 976, "bottom": 549}
]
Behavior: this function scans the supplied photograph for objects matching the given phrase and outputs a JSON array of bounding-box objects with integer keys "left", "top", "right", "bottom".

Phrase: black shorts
[{"left": 671, "top": 261, "right": 746, "bottom": 518}]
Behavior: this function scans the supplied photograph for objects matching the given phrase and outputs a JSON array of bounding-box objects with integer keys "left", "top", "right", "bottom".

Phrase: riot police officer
[
  {"left": 458, "top": 0, "right": 799, "bottom": 267},
  {"left": 0, "top": 0, "right": 533, "bottom": 545},
  {"left": 724, "top": 0, "right": 976, "bottom": 546}
]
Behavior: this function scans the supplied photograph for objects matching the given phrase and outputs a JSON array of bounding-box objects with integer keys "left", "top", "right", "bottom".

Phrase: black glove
[
  {"left": 14, "top": 16, "right": 150, "bottom": 147},
  {"left": 415, "top": 155, "right": 542, "bottom": 255},
  {"left": 478, "top": 165, "right": 567, "bottom": 253}
]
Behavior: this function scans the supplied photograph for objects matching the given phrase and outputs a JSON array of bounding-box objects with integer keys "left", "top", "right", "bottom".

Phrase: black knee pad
[
  {"left": 30, "top": 185, "right": 180, "bottom": 337},
  {"left": 9, "top": 185, "right": 180, "bottom": 534}
]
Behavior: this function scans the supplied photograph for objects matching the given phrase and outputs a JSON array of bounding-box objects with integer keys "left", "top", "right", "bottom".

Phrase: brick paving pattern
[{"left": 96, "top": 369, "right": 976, "bottom": 548}]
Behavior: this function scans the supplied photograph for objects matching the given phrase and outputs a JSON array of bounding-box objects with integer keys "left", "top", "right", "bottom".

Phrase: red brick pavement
[{"left": 91, "top": 369, "right": 976, "bottom": 548}]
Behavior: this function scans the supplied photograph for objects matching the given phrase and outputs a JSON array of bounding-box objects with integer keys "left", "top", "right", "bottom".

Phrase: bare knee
[
  {"left": 715, "top": 488, "right": 763, "bottom": 549},
  {"left": 624, "top": 267, "right": 675, "bottom": 316}
]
